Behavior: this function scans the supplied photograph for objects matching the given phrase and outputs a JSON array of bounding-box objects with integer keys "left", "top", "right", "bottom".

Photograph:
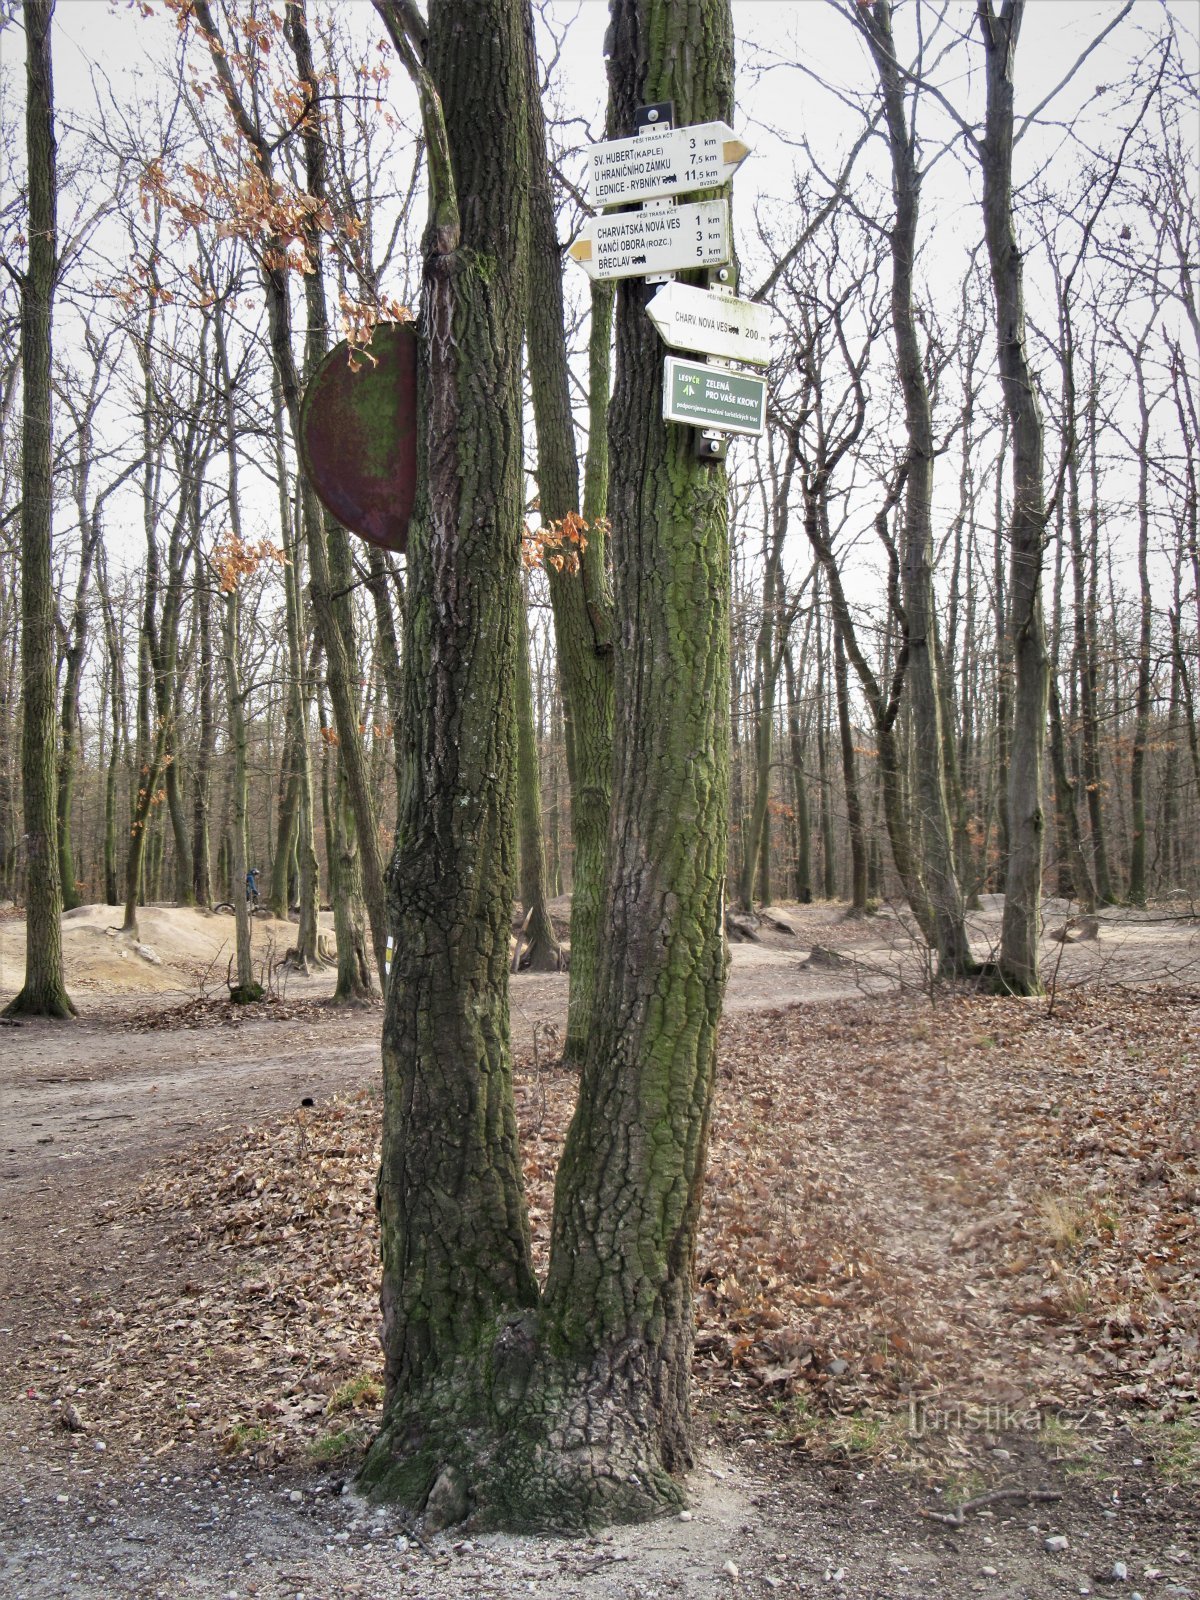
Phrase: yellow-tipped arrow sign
[
  {"left": 587, "top": 121, "right": 753, "bottom": 208},
  {"left": 568, "top": 199, "right": 730, "bottom": 282}
]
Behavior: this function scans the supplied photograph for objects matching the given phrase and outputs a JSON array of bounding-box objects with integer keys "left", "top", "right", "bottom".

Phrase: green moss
[
  {"left": 309, "top": 1426, "right": 369, "bottom": 1464},
  {"left": 1132, "top": 1408, "right": 1200, "bottom": 1485},
  {"left": 327, "top": 1373, "right": 384, "bottom": 1415}
]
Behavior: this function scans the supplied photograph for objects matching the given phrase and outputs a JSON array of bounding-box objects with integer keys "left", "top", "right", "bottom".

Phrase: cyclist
[{"left": 246, "top": 867, "right": 261, "bottom": 910}]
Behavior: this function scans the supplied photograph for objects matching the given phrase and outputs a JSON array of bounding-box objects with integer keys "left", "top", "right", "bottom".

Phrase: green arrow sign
[{"left": 662, "top": 357, "right": 767, "bottom": 436}]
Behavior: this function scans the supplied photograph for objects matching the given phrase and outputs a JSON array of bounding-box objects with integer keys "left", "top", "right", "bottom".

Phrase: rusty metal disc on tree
[{"left": 298, "top": 320, "right": 418, "bottom": 554}]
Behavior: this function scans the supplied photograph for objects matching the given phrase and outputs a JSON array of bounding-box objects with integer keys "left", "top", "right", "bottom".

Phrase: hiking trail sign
[
  {"left": 662, "top": 356, "right": 767, "bottom": 437},
  {"left": 646, "top": 281, "right": 774, "bottom": 367},
  {"left": 568, "top": 199, "right": 730, "bottom": 282},
  {"left": 586, "top": 121, "right": 751, "bottom": 208}
]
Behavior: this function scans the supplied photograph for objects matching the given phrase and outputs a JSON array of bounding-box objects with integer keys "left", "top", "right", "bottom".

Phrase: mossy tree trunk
[
  {"left": 363, "top": 0, "right": 733, "bottom": 1534},
  {"left": 523, "top": 6, "right": 613, "bottom": 1049},
  {"left": 361, "top": 0, "right": 538, "bottom": 1520},
  {"left": 528, "top": 0, "right": 734, "bottom": 1524},
  {"left": 5, "top": 0, "right": 74, "bottom": 1018}
]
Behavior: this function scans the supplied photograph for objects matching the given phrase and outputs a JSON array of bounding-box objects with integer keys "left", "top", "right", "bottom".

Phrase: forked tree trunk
[
  {"left": 5, "top": 0, "right": 74, "bottom": 1019},
  {"left": 364, "top": 0, "right": 733, "bottom": 1533},
  {"left": 862, "top": 0, "right": 974, "bottom": 972}
]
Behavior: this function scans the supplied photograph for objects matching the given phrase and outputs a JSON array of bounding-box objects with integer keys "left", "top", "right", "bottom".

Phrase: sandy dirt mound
[{"left": 0, "top": 903, "right": 314, "bottom": 1000}]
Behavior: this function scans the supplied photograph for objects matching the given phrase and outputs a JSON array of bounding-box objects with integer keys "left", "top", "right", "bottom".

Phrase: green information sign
[{"left": 662, "top": 356, "right": 767, "bottom": 437}]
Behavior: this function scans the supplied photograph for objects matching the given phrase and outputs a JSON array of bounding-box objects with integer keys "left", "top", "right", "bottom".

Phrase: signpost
[
  {"left": 646, "top": 281, "right": 774, "bottom": 367},
  {"left": 586, "top": 120, "right": 751, "bottom": 208},
  {"left": 569, "top": 107, "right": 771, "bottom": 458},
  {"left": 568, "top": 199, "right": 730, "bottom": 282},
  {"left": 662, "top": 357, "right": 767, "bottom": 437}
]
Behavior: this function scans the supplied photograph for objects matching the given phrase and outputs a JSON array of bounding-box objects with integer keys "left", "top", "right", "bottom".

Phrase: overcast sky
[{"left": 3, "top": 0, "right": 1196, "bottom": 600}]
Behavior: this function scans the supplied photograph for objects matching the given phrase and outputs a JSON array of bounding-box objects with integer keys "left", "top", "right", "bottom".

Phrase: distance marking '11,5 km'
[
  {"left": 568, "top": 199, "right": 730, "bottom": 282},
  {"left": 586, "top": 121, "right": 752, "bottom": 208}
]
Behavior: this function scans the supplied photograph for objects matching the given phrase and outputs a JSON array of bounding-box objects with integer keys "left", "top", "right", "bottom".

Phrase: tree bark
[
  {"left": 833, "top": 624, "right": 867, "bottom": 914},
  {"left": 783, "top": 643, "right": 812, "bottom": 902},
  {"left": 862, "top": 0, "right": 974, "bottom": 971},
  {"left": 361, "top": 0, "right": 538, "bottom": 1521},
  {"left": 219, "top": 585, "right": 260, "bottom": 1003},
  {"left": 191, "top": 546, "right": 215, "bottom": 907},
  {"left": 514, "top": 588, "right": 562, "bottom": 971},
  {"left": 5, "top": 0, "right": 74, "bottom": 1018},
  {"left": 522, "top": 12, "right": 614, "bottom": 1055},
  {"left": 530, "top": 0, "right": 733, "bottom": 1523},
  {"left": 364, "top": 0, "right": 733, "bottom": 1533},
  {"left": 978, "top": 0, "right": 1050, "bottom": 993}
]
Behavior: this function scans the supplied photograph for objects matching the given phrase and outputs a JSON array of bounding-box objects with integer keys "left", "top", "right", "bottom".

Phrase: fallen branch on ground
[{"left": 919, "top": 1488, "right": 1062, "bottom": 1526}]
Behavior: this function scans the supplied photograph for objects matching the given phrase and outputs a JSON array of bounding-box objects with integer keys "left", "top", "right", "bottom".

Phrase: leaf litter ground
[{"left": 3, "top": 973, "right": 1198, "bottom": 1597}]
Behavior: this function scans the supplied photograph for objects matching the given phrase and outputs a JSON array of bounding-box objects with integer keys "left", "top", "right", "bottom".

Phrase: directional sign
[
  {"left": 568, "top": 199, "right": 729, "bottom": 282},
  {"left": 587, "top": 121, "right": 751, "bottom": 208},
  {"left": 647, "top": 283, "right": 775, "bottom": 367},
  {"left": 663, "top": 356, "right": 767, "bottom": 437}
]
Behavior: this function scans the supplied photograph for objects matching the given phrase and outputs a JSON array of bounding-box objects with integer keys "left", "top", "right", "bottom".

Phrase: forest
[{"left": 1, "top": 0, "right": 1198, "bottom": 1593}]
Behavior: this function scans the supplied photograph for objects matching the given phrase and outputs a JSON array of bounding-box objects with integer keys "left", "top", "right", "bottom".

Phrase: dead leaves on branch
[
  {"left": 522, "top": 511, "right": 605, "bottom": 575},
  {"left": 15, "top": 989, "right": 1197, "bottom": 1476},
  {"left": 212, "top": 529, "right": 286, "bottom": 592}
]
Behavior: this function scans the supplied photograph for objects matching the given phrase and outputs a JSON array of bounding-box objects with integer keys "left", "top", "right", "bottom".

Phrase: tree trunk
[
  {"left": 783, "top": 643, "right": 812, "bottom": 902},
  {"left": 523, "top": 11, "right": 614, "bottom": 1054},
  {"left": 365, "top": 0, "right": 733, "bottom": 1532},
  {"left": 192, "top": 0, "right": 387, "bottom": 980},
  {"left": 979, "top": 0, "right": 1050, "bottom": 993},
  {"left": 219, "top": 587, "right": 260, "bottom": 1003},
  {"left": 530, "top": 0, "right": 733, "bottom": 1523},
  {"left": 1127, "top": 334, "right": 1153, "bottom": 904},
  {"left": 814, "top": 593, "right": 837, "bottom": 901},
  {"left": 274, "top": 377, "right": 321, "bottom": 969},
  {"left": 322, "top": 690, "right": 372, "bottom": 1004},
  {"left": 514, "top": 588, "right": 562, "bottom": 971},
  {"left": 833, "top": 625, "right": 867, "bottom": 914},
  {"left": 5, "top": 0, "right": 74, "bottom": 1018},
  {"left": 362, "top": 0, "right": 538, "bottom": 1519},
  {"left": 191, "top": 546, "right": 215, "bottom": 907},
  {"left": 861, "top": 0, "right": 974, "bottom": 972},
  {"left": 56, "top": 512, "right": 100, "bottom": 911}
]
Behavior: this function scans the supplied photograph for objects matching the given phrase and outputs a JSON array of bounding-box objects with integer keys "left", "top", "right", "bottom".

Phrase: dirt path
[{"left": 1, "top": 903, "right": 1197, "bottom": 1598}]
